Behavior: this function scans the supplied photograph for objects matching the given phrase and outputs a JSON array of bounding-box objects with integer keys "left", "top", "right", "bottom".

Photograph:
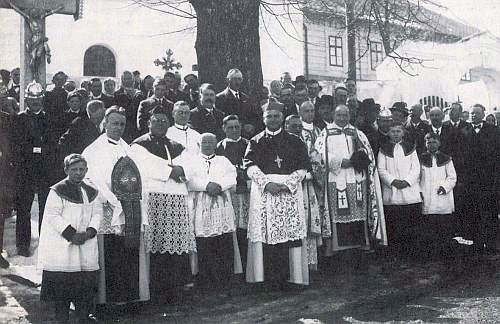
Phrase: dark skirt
[
  {"left": 40, "top": 270, "right": 98, "bottom": 302},
  {"left": 149, "top": 252, "right": 192, "bottom": 301}
]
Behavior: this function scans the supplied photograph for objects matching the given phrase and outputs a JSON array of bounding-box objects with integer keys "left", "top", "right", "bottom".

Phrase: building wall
[{"left": 304, "top": 18, "right": 382, "bottom": 82}]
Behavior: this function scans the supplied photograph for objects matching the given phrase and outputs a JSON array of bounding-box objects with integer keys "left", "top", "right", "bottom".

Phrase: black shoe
[
  {"left": 0, "top": 255, "right": 9, "bottom": 268},
  {"left": 17, "top": 247, "right": 31, "bottom": 257}
]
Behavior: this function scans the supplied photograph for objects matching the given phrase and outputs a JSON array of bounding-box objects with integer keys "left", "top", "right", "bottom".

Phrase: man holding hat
[{"left": 244, "top": 102, "right": 310, "bottom": 289}]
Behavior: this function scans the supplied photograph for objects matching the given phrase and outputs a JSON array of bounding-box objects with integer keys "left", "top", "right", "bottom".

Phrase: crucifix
[
  {"left": 274, "top": 155, "right": 282, "bottom": 168},
  {"left": 1, "top": 0, "right": 83, "bottom": 109},
  {"left": 154, "top": 49, "right": 183, "bottom": 72}
]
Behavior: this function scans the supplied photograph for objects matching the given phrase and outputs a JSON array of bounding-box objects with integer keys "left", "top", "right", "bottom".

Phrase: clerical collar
[
  {"left": 265, "top": 128, "right": 282, "bottom": 136},
  {"left": 302, "top": 121, "right": 314, "bottom": 131},
  {"left": 68, "top": 109, "right": 80, "bottom": 114},
  {"left": 28, "top": 109, "right": 42, "bottom": 115},
  {"left": 201, "top": 153, "right": 215, "bottom": 160},
  {"left": 174, "top": 124, "right": 188, "bottom": 131},
  {"left": 107, "top": 137, "right": 120, "bottom": 145},
  {"left": 331, "top": 122, "right": 352, "bottom": 130},
  {"left": 226, "top": 137, "right": 241, "bottom": 143}
]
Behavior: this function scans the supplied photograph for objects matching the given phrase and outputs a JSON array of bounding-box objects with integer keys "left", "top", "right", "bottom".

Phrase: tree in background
[{"left": 131, "top": 0, "right": 458, "bottom": 92}]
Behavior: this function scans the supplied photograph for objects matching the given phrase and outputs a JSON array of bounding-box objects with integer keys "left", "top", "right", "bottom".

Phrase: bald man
[
  {"left": 315, "top": 105, "right": 386, "bottom": 256},
  {"left": 184, "top": 133, "right": 241, "bottom": 289}
]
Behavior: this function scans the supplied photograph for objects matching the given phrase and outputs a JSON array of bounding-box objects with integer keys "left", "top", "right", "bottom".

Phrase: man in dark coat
[
  {"left": 114, "top": 71, "right": 144, "bottom": 143},
  {"left": 59, "top": 100, "right": 106, "bottom": 157},
  {"left": 190, "top": 83, "right": 225, "bottom": 141},
  {"left": 12, "top": 81, "right": 57, "bottom": 257},
  {"left": 136, "top": 78, "right": 174, "bottom": 135},
  {"left": 459, "top": 104, "right": 500, "bottom": 259},
  {"left": 405, "top": 103, "right": 432, "bottom": 155},
  {"left": 44, "top": 71, "right": 69, "bottom": 119},
  {"left": 216, "top": 68, "right": 263, "bottom": 139}
]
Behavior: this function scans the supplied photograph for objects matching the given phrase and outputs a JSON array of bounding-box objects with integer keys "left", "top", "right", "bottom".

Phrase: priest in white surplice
[
  {"left": 245, "top": 104, "right": 310, "bottom": 288},
  {"left": 314, "top": 105, "right": 386, "bottom": 255},
  {"left": 184, "top": 133, "right": 242, "bottom": 290},
  {"left": 82, "top": 106, "right": 175, "bottom": 315},
  {"left": 130, "top": 106, "right": 196, "bottom": 303}
]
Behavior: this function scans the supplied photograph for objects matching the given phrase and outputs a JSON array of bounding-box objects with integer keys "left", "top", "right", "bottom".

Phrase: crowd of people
[{"left": 0, "top": 66, "right": 499, "bottom": 323}]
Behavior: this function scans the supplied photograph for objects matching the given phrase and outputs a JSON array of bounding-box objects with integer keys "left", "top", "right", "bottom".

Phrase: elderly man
[
  {"left": 459, "top": 104, "right": 500, "bottom": 260},
  {"left": 13, "top": 81, "right": 57, "bottom": 256},
  {"left": 131, "top": 105, "right": 195, "bottom": 303},
  {"left": 315, "top": 105, "right": 386, "bottom": 256},
  {"left": 184, "top": 133, "right": 240, "bottom": 289},
  {"left": 190, "top": 83, "right": 225, "bottom": 141},
  {"left": 83, "top": 106, "right": 174, "bottom": 318},
  {"left": 137, "top": 78, "right": 174, "bottom": 134},
  {"left": 114, "top": 71, "right": 143, "bottom": 143},
  {"left": 59, "top": 99, "right": 106, "bottom": 166},
  {"left": 166, "top": 101, "right": 201, "bottom": 154},
  {"left": 216, "top": 68, "right": 262, "bottom": 139},
  {"left": 245, "top": 104, "right": 310, "bottom": 289},
  {"left": 405, "top": 103, "right": 431, "bottom": 154}
]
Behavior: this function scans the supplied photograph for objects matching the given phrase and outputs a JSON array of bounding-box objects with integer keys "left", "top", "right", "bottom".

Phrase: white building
[{"left": 1, "top": 0, "right": 499, "bottom": 111}]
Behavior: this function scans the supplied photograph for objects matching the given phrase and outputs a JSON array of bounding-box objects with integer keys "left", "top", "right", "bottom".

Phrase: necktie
[
  {"left": 454, "top": 122, "right": 458, "bottom": 128},
  {"left": 435, "top": 129, "right": 439, "bottom": 136},
  {"left": 235, "top": 92, "right": 239, "bottom": 100},
  {"left": 473, "top": 124, "right": 481, "bottom": 133}
]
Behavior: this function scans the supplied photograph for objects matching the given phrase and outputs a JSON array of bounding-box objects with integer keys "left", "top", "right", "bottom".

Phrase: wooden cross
[
  {"left": 0, "top": 0, "right": 82, "bottom": 109},
  {"left": 154, "top": 49, "right": 183, "bottom": 72},
  {"left": 274, "top": 155, "right": 282, "bottom": 168}
]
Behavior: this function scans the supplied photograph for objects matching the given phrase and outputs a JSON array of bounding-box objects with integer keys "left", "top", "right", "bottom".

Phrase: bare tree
[{"left": 131, "top": 0, "right": 461, "bottom": 92}]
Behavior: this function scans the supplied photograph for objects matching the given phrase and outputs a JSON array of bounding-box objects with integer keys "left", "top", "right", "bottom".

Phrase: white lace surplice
[{"left": 247, "top": 169, "right": 307, "bottom": 245}]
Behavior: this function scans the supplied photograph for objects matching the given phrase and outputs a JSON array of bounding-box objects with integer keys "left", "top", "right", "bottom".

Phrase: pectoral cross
[{"left": 274, "top": 155, "right": 282, "bottom": 168}]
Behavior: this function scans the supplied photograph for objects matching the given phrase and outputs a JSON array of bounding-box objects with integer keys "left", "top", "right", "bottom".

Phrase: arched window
[{"left": 83, "top": 45, "right": 116, "bottom": 77}]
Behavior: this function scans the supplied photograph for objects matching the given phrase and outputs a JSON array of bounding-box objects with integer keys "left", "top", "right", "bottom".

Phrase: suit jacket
[
  {"left": 405, "top": 120, "right": 432, "bottom": 155},
  {"left": 59, "top": 116, "right": 102, "bottom": 157},
  {"left": 367, "top": 130, "right": 390, "bottom": 158},
  {"left": 444, "top": 119, "right": 469, "bottom": 130},
  {"left": 44, "top": 87, "right": 69, "bottom": 119},
  {"left": 114, "top": 87, "right": 145, "bottom": 142},
  {"left": 459, "top": 122, "right": 500, "bottom": 191},
  {"left": 431, "top": 123, "right": 459, "bottom": 159},
  {"left": 136, "top": 95, "right": 174, "bottom": 135},
  {"left": 216, "top": 87, "right": 263, "bottom": 138},
  {"left": 90, "top": 94, "right": 115, "bottom": 108},
  {"left": 189, "top": 104, "right": 225, "bottom": 141}
]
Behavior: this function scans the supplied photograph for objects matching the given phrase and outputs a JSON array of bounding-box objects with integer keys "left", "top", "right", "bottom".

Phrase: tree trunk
[
  {"left": 346, "top": 0, "right": 357, "bottom": 81},
  {"left": 190, "top": 0, "right": 263, "bottom": 97}
]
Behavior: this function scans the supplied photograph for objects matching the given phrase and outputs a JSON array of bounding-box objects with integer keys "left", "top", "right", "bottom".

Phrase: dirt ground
[{"left": 1, "top": 201, "right": 500, "bottom": 324}]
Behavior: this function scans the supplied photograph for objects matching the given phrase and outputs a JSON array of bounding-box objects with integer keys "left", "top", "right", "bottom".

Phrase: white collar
[
  {"left": 265, "top": 128, "right": 282, "bottom": 136},
  {"left": 106, "top": 137, "right": 120, "bottom": 145},
  {"left": 331, "top": 122, "right": 352, "bottom": 130},
  {"left": 229, "top": 87, "right": 239, "bottom": 98},
  {"left": 432, "top": 125, "right": 442, "bottom": 132},
  {"left": 302, "top": 121, "right": 314, "bottom": 131},
  {"left": 174, "top": 123, "right": 188, "bottom": 131},
  {"left": 225, "top": 137, "right": 241, "bottom": 143},
  {"left": 201, "top": 153, "right": 215, "bottom": 160}
]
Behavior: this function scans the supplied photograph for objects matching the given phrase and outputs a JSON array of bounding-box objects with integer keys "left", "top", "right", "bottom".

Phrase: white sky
[{"left": 435, "top": 0, "right": 500, "bottom": 37}]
